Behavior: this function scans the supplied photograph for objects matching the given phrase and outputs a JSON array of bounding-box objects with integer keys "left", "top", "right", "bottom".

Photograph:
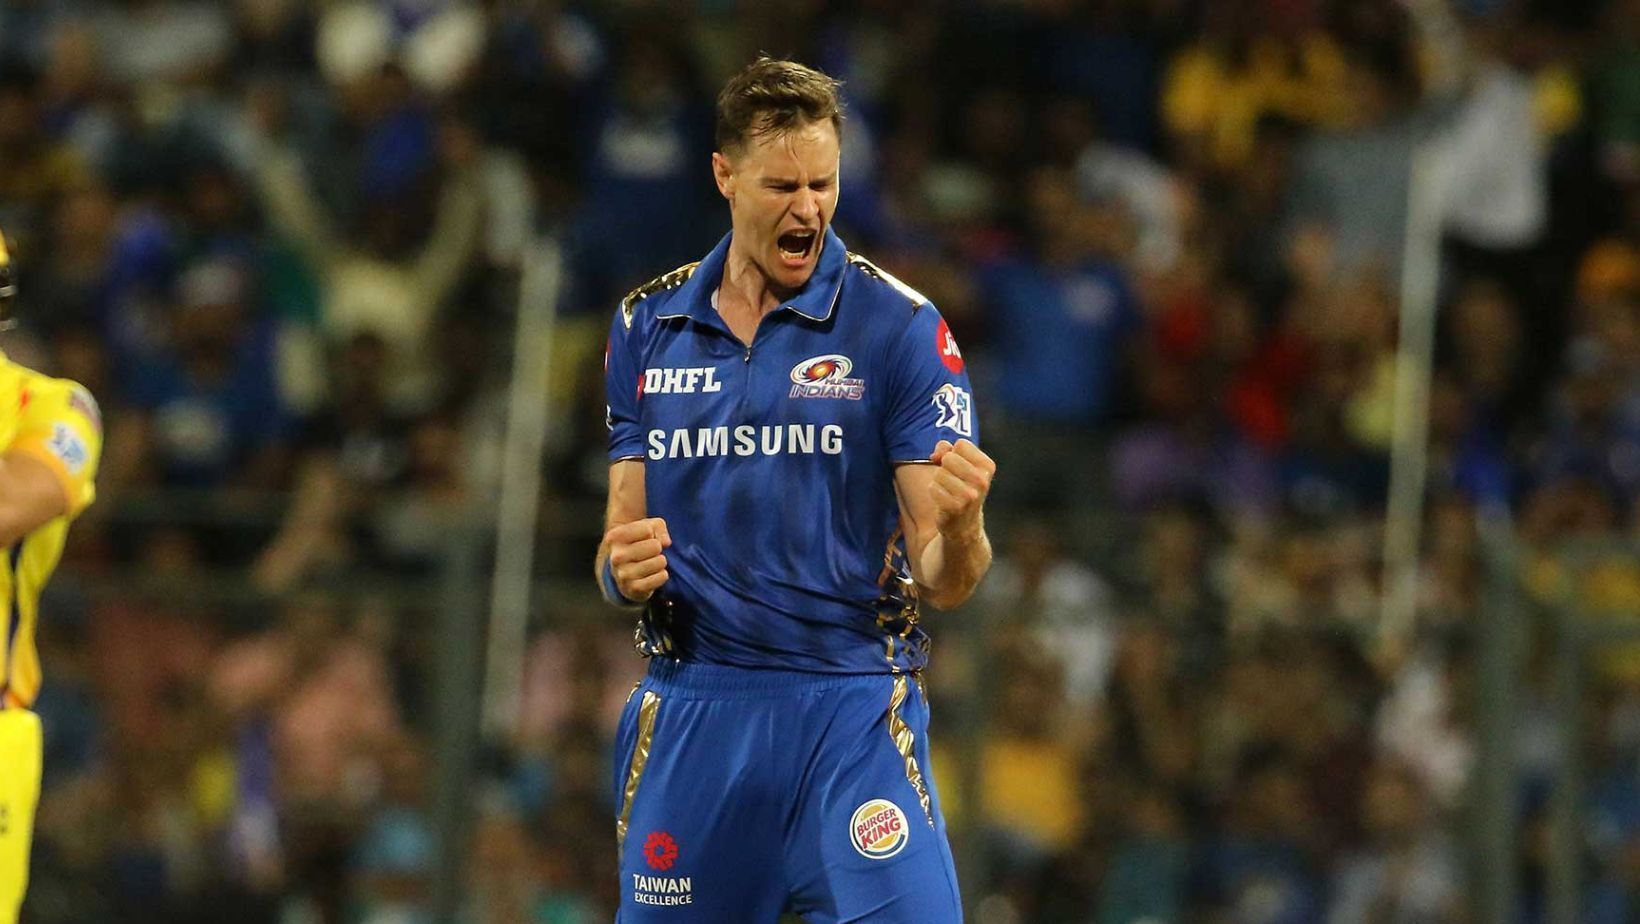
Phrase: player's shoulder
[
  {"left": 18, "top": 365, "right": 94, "bottom": 403},
  {"left": 842, "top": 251, "right": 931, "bottom": 318},
  {"left": 3, "top": 357, "right": 57, "bottom": 398},
  {"left": 15, "top": 366, "right": 100, "bottom": 431},
  {"left": 617, "top": 260, "right": 702, "bottom": 330}
]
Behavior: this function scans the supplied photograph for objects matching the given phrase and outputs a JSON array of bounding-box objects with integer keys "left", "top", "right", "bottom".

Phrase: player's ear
[{"left": 712, "top": 150, "right": 736, "bottom": 201}]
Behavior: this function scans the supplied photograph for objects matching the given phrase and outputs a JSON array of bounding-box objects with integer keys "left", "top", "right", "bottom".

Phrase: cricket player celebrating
[
  {"left": 0, "top": 227, "right": 102, "bottom": 923},
  {"left": 596, "top": 59, "right": 994, "bottom": 922}
]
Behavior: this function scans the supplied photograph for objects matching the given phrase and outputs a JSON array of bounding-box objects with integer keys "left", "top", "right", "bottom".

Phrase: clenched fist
[
  {"left": 929, "top": 439, "right": 995, "bottom": 538},
  {"left": 604, "top": 517, "right": 672, "bottom": 602}
]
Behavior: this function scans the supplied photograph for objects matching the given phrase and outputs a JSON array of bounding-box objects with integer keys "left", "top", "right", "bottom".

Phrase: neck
[{"left": 721, "top": 244, "right": 792, "bottom": 319}]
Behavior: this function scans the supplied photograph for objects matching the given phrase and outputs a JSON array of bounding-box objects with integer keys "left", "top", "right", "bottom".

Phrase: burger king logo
[{"left": 849, "top": 799, "right": 909, "bottom": 860}]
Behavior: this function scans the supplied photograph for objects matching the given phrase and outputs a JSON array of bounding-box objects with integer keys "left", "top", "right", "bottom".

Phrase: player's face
[{"left": 713, "top": 119, "right": 840, "bottom": 293}]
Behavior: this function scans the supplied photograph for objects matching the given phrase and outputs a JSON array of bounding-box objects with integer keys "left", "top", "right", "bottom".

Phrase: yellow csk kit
[{"left": 0, "top": 227, "right": 102, "bottom": 923}]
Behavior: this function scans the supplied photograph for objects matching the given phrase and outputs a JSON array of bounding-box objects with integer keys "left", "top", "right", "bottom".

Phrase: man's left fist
[{"left": 929, "top": 439, "right": 995, "bottom": 536}]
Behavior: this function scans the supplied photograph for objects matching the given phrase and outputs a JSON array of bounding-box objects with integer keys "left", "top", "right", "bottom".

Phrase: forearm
[
  {"left": 915, "top": 518, "right": 993, "bottom": 610},
  {"left": 597, "top": 461, "right": 658, "bottom": 606},
  {"left": 593, "top": 538, "right": 614, "bottom": 587},
  {"left": 413, "top": 167, "right": 485, "bottom": 301},
  {"left": 257, "top": 147, "right": 341, "bottom": 274},
  {"left": 0, "top": 458, "right": 69, "bottom": 546},
  {"left": 595, "top": 498, "right": 637, "bottom": 585},
  {"left": 594, "top": 537, "right": 641, "bottom": 609}
]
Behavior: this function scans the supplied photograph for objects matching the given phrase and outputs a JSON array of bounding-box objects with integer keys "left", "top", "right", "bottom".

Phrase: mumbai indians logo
[
  {"left": 849, "top": 799, "right": 909, "bottom": 859},
  {"left": 790, "top": 354, "right": 864, "bottom": 400}
]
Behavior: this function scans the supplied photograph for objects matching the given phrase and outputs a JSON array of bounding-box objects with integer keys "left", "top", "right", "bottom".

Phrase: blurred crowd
[{"left": 2, "top": 0, "right": 1640, "bottom": 921}]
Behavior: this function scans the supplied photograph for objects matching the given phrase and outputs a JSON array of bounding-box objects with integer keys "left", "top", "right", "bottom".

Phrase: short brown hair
[{"left": 715, "top": 57, "right": 843, "bottom": 155}]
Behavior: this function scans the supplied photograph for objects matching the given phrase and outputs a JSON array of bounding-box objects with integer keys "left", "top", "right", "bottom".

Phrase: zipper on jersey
[{"left": 733, "top": 336, "right": 754, "bottom": 417}]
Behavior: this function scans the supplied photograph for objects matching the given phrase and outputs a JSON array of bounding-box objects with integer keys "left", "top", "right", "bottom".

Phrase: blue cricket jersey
[{"left": 604, "top": 228, "right": 979, "bottom": 674}]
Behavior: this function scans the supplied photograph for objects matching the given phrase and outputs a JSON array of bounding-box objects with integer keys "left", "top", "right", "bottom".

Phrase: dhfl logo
[
  {"left": 936, "top": 318, "right": 964, "bottom": 373},
  {"left": 643, "top": 831, "right": 679, "bottom": 871}
]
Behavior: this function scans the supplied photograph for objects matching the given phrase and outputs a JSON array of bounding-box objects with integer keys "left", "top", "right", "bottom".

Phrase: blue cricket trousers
[{"left": 612, "top": 659, "right": 963, "bottom": 923}]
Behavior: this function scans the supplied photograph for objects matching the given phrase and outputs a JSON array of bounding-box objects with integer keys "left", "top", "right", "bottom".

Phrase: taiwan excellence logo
[
  {"left": 790, "top": 354, "right": 865, "bottom": 400},
  {"left": 639, "top": 833, "right": 678, "bottom": 873},
  {"left": 643, "top": 831, "right": 679, "bottom": 871},
  {"left": 849, "top": 799, "right": 910, "bottom": 860},
  {"left": 633, "top": 830, "right": 692, "bottom": 907}
]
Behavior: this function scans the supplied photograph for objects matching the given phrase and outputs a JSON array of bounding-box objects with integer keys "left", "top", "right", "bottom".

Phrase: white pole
[
  {"left": 1380, "top": 142, "right": 1445, "bottom": 654},
  {"left": 483, "top": 236, "right": 561, "bottom": 740}
]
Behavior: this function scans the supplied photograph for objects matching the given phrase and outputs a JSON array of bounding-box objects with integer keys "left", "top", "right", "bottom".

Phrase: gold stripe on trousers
[
  {"left": 888, "top": 674, "right": 935, "bottom": 827},
  {"left": 616, "top": 690, "right": 662, "bottom": 851}
]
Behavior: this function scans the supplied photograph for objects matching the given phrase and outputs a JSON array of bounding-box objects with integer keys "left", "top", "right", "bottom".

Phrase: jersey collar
[{"left": 657, "top": 227, "right": 848, "bottom": 329}]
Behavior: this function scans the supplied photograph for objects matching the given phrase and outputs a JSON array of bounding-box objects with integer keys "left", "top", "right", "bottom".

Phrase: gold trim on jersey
[
  {"left": 620, "top": 262, "right": 701, "bottom": 329},
  {"left": 874, "top": 527, "right": 921, "bottom": 671},
  {"left": 633, "top": 599, "right": 676, "bottom": 658},
  {"left": 888, "top": 675, "right": 934, "bottom": 827},
  {"left": 845, "top": 253, "right": 929, "bottom": 307},
  {"left": 616, "top": 690, "right": 662, "bottom": 851}
]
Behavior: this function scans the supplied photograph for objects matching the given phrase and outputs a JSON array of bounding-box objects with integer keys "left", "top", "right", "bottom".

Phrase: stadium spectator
[
  {"left": 248, "top": 68, "right": 486, "bottom": 410},
  {"left": 0, "top": 62, "right": 89, "bottom": 239},
  {"left": 1161, "top": 0, "right": 1351, "bottom": 174},
  {"left": 114, "top": 256, "right": 290, "bottom": 491},
  {"left": 1327, "top": 758, "right": 1465, "bottom": 923},
  {"left": 1193, "top": 747, "right": 1325, "bottom": 922},
  {"left": 978, "top": 517, "right": 1118, "bottom": 721},
  {"left": 254, "top": 331, "right": 414, "bottom": 591},
  {"left": 978, "top": 165, "right": 1142, "bottom": 524},
  {"left": 975, "top": 640, "right": 1087, "bottom": 865},
  {"left": 351, "top": 736, "right": 435, "bottom": 924},
  {"left": 570, "top": 29, "right": 714, "bottom": 307},
  {"left": 1073, "top": 96, "right": 1184, "bottom": 275}
]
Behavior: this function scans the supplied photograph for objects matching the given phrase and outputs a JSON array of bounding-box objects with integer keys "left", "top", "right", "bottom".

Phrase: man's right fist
[{"left": 604, "top": 517, "right": 672, "bottom": 602}]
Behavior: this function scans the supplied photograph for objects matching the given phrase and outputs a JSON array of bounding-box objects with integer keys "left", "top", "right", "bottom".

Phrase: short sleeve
[
  {"left": 10, "top": 380, "right": 102, "bottom": 517},
  {"left": 882, "top": 306, "right": 980, "bottom": 462},
  {"left": 604, "top": 308, "right": 646, "bottom": 461}
]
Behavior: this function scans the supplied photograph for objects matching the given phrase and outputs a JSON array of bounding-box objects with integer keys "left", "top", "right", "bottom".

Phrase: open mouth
[{"left": 776, "top": 229, "right": 818, "bottom": 267}]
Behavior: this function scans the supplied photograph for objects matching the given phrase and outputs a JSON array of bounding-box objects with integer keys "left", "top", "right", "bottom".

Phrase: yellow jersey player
[{"left": 0, "top": 227, "right": 102, "bottom": 923}]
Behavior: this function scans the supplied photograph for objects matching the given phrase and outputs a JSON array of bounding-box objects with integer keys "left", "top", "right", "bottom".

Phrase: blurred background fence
[{"left": 3, "top": 0, "right": 1640, "bottom": 921}]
